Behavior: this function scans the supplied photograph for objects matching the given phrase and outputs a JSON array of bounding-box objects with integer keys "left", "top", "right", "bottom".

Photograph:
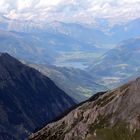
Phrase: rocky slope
[
  {"left": 29, "top": 76, "right": 140, "bottom": 140},
  {"left": 0, "top": 53, "right": 76, "bottom": 140}
]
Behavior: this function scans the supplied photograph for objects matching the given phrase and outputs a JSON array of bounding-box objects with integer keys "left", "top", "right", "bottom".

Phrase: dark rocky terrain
[
  {"left": 29, "top": 76, "right": 140, "bottom": 140},
  {"left": 0, "top": 53, "right": 76, "bottom": 140}
]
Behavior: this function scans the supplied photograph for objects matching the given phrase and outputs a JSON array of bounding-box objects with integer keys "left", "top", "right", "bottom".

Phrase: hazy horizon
[{"left": 0, "top": 0, "right": 140, "bottom": 26}]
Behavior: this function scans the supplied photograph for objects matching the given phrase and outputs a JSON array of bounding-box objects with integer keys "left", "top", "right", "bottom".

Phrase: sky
[{"left": 0, "top": 0, "right": 140, "bottom": 25}]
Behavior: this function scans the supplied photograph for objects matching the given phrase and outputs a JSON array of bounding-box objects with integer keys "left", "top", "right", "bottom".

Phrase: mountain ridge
[{"left": 28, "top": 76, "right": 140, "bottom": 140}]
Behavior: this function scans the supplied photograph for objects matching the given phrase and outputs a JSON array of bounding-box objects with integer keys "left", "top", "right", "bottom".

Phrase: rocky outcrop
[{"left": 29, "top": 77, "right": 140, "bottom": 140}]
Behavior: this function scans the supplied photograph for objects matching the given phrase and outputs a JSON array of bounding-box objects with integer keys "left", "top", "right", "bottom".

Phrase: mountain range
[
  {"left": 1, "top": 15, "right": 140, "bottom": 45},
  {"left": 0, "top": 53, "right": 75, "bottom": 140},
  {"left": 29, "top": 76, "right": 140, "bottom": 140},
  {"left": 0, "top": 12, "right": 140, "bottom": 140},
  {"left": 0, "top": 17, "right": 140, "bottom": 69}
]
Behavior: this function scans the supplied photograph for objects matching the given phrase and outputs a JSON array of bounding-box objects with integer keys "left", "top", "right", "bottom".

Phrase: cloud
[{"left": 0, "top": 0, "right": 140, "bottom": 25}]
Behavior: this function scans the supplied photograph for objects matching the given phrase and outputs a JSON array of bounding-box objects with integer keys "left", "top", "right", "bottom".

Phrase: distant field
[{"left": 54, "top": 51, "right": 103, "bottom": 69}]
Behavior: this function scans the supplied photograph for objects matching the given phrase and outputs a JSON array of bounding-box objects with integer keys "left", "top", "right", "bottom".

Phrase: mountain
[
  {"left": 88, "top": 37, "right": 140, "bottom": 88},
  {"left": 43, "top": 21, "right": 108, "bottom": 46},
  {"left": 2, "top": 16, "right": 140, "bottom": 45},
  {"left": 109, "top": 18, "right": 140, "bottom": 43},
  {"left": 46, "top": 18, "right": 140, "bottom": 46},
  {"left": 0, "top": 17, "right": 106, "bottom": 46},
  {"left": 22, "top": 62, "right": 107, "bottom": 102},
  {"left": 0, "top": 53, "right": 76, "bottom": 140},
  {"left": 1, "top": 15, "right": 140, "bottom": 40},
  {"left": 29, "top": 76, "right": 140, "bottom": 140}
]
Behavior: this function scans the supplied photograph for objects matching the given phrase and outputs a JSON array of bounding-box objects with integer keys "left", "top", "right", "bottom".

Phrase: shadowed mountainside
[{"left": 0, "top": 53, "right": 76, "bottom": 140}]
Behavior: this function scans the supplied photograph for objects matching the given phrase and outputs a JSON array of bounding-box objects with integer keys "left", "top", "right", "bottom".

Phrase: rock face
[
  {"left": 0, "top": 53, "right": 76, "bottom": 140},
  {"left": 29, "top": 77, "right": 140, "bottom": 140}
]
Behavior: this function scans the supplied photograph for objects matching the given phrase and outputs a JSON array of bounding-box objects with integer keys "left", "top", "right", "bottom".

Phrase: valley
[
  {"left": 0, "top": 1, "right": 140, "bottom": 139},
  {"left": 21, "top": 62, "right": 106, "bottom": 102}
]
